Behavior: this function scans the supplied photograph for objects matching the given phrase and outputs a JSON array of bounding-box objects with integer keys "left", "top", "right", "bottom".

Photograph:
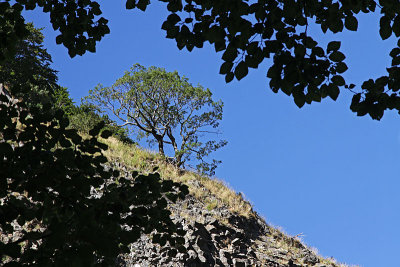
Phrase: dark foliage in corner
[
  {"left": 0, "top": 89, "right": 188, "bottom": 265},
  {"left": 0, "top": 23, "right": 188, "bottom": 264},
  {"left": 148, "top": 0, "right": 400, "bottom": 120}
]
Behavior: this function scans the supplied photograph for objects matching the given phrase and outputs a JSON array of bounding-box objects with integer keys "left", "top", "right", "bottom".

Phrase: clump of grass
[{"left": 205, "top": 200, "right": 218, "bottom": 211}]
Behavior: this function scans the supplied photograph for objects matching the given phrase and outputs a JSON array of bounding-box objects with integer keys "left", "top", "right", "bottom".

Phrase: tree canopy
[
  {"left": 3, "top": 0, "right": 400, "bottom": 120},
  {"left": 86, "top": 64, "right": 227, "bottom": 175},
  {"left": 0, "top": 22, "right": 58, "bottom": 109}
]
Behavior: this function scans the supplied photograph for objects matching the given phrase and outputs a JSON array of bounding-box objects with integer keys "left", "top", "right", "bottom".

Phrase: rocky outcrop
[
  {"left": 114, "top": 167, "right": 339, "bottom": 267},
  {"left": 1, "top": 122, "right": 345, "bottom": 267}
]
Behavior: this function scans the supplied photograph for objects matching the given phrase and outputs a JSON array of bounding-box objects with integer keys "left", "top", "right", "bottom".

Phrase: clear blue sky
[{"left": 24, "top": 4, "right": 400, "bottom": 267}]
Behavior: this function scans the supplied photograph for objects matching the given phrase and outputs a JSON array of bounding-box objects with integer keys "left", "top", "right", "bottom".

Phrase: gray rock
[
  {"left": 198, "top": 253, "right": 207, "bottom": 263},
  {"left": 107, "top": 164, "right": 343, "bottom": 267},
  {"left": 303, "top": 252, "right": 320, "bottom": 265},
  {"left": 219, "top": 249, "right": 231, "bottom": 266},
  {"left": 205, "top": 224, "right": 218, "bottom": 233},
  {"left": 187, "top": 249, "right": 197, "bottom": 260}
]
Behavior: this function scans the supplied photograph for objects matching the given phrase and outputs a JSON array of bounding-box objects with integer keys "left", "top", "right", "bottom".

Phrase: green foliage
[
  {"left": 68, "top": 104, "right": 104, "bottom": 133},
  {"left": 85, "top": 64, "right": 227, "bottom": 176},
  {"left": 0, "top": 23, "right": 58, "bottom": 110},
  {"left": 0, "top": 86, "right": 188, "bottom": 265},
  {"left": 52, "top": 86, "right": 75, "bottom": 116},
  {"left": 69, "top": 103, "right": 134, "bottom": 144},
  {"left": 49, "top": 85, "right": 133, "bottom": 143},
  {"left": 0, "top": 0, "right": 109, "bottom": 59},
  {"left": 0, "top": 22, "right": 131, "bottom": 143},
  {"left": 0, "top": 22, "right": 187, "bottom": 265},
  {"left": 0, "top": 1, "right": 28, "bottom": 62}
]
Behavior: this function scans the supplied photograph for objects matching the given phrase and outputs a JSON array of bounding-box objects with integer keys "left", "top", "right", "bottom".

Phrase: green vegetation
[
  {"left": 86, "top": 64, "right": 227, "bottom": 175},
  {"left": 0, "top": 25, "right": 188, "bottom": 265},
  {"left": 68, "top": 103, "right": 133, "bottom": 144},
  {"left": 50, "top": 85, "right": 132, "bottom": 143},
  {"left": 0, "top": 22, "right": 58, "bottom": 110},
  {"left": 52, "top": 86, "right": 75, "bottom": 116}
]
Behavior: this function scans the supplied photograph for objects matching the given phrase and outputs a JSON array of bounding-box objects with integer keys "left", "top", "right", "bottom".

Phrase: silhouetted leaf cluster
[
  {"left": 144, "top": 0, "right": 400, "bottom": 120},
  {"left": 1, "top": 0, "right": 109, "bottom": 59},
  {"left": 0, "top": 93, "right": 188, "bottom": 265},
  {"left": 4, "top": 1, "right": 400, "bottom": 119},
  {"left": 0, "top": 23, "right": 188, "bottom": 265}
]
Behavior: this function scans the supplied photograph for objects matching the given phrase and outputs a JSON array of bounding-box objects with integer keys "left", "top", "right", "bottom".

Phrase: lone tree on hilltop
[{"left": 86, "top": 64, "right": 227, "bottom": 175}]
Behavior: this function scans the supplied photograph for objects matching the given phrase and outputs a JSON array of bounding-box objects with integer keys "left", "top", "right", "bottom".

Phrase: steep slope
[{"left": 102, "top": 138, "right": 353, "bottom": 267}]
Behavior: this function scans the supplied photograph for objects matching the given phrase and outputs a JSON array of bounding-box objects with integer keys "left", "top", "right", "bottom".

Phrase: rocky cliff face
[
  {"left": 1, "top": 136, "right": 347, "bottom": 266},
  {"left": 109, "top": 163, "right": 344, "bottom": 267}
]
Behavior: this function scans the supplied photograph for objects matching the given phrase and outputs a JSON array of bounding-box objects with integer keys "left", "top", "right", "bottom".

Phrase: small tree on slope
[{"left": 86, "top": 64, "right": 227, "bottom": 176}]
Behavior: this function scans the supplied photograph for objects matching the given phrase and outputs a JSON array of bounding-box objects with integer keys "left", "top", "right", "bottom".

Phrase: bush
[{"left": 69, "top": 103, "right": 134, "bottom": 144}]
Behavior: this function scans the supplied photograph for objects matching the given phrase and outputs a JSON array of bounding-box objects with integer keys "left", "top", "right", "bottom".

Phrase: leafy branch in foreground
[
  {"left": 0, "top": 84, "right": 188, "bottom": 265},
  {"left": 86, "top": 64, "right": 227, "bottom": 176},
  {"left": 0, "top": 22, "right": 188, "bottom": 265},
  {"left": 148, "top": 0, "right": 400, "bottom": 120},
  {"left": 4, "top": 1, "right": 400, "bottom": 120}
]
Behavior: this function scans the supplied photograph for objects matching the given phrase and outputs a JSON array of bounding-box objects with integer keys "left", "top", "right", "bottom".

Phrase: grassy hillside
[{"left": 101, "top": 137, "right": 355, "bottom": 267}]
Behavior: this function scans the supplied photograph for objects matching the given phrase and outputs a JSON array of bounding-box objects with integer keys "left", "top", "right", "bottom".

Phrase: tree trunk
[
  {"left": 157, "top": 138, "right": 165, "bottom": 156},
  {"left": 151, "top": 131, "right": 165, "bottom": 156},
  {"left": 166, "top": 128, "right": 183, "bottom": 167},
  {"left": 175, "top": 154, "right": 183, "bottom": 168}
]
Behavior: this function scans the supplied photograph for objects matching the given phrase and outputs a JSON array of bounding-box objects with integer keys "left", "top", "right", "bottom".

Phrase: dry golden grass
[
  {"left": 100, "top": 137, "right": 254, "bottom": 218},
  {"left": 100, "top": 137, "right": 355, "bottom": 267}
]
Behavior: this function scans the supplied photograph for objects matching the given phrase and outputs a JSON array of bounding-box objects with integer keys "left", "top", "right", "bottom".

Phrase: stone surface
[{"left": 113, "top": 165, "right": 342, "bottom": 267}]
